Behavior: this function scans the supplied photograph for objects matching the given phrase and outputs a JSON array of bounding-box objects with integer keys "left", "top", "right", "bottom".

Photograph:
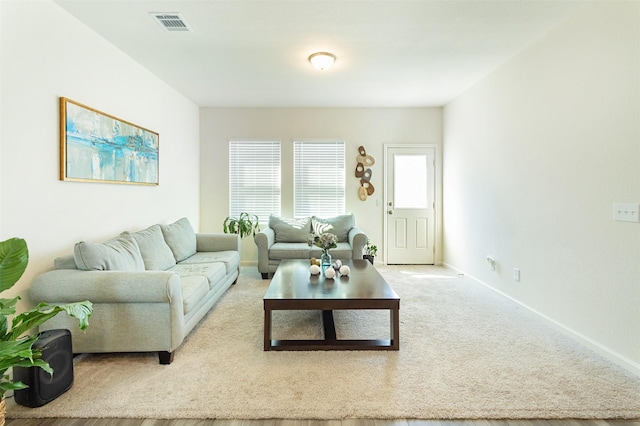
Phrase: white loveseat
[{"left": 30, "top": 218, "right": 239, "bottom": 364}]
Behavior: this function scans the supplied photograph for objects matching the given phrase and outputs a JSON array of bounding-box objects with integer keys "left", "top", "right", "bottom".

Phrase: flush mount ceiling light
[{"left": 309, "top": 52, "right": 336, "bottom": 70}]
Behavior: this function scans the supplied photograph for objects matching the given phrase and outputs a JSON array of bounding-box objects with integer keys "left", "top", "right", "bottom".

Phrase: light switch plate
[{"left": 613, "top": 203, "right": 640, "bottom": 223}]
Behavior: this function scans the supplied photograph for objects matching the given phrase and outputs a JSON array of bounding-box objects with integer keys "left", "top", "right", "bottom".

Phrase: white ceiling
[{"left": 54, "top": 0, "right": 586, "bottom": 108}]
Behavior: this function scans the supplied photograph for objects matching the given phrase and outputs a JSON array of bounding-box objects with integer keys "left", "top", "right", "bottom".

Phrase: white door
[{"left": 385, "top": 146, "right": 435, "bottom": 264}]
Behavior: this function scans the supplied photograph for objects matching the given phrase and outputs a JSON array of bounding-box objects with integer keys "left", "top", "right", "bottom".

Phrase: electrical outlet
[
  {"left": 614, "top": 203, "right": 640, "bottom": 223},
  {"left": 513, "top": 268, "right": 520, "bottom": 282}
]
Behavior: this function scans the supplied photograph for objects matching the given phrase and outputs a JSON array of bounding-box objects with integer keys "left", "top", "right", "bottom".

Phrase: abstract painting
[{"left": 60, "top": 97, "right": 159, "bottom": 185}]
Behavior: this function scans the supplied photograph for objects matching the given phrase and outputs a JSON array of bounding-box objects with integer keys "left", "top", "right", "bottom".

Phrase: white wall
[
  {"left": 199, "top": 107, "right": 442, "bottom": 264},
  {"left": 0, "top": 1, "right": 201, "bottom": 304},
  {"left": 443, "top": 2, "right": 640, "bottom": 373}
]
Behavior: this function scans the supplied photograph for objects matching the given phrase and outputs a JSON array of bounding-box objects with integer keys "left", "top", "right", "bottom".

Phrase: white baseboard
[{"left": 443, "top": 262, "right": 640, "bottom": 378}]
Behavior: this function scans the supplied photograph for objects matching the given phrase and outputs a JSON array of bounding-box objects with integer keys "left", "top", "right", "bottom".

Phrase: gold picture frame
[{"left": 60, "top": 97, "right": 159, "bottom": 185}]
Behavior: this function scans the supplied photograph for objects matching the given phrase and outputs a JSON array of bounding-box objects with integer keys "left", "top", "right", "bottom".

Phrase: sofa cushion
[
  {"left": 74, "top": 233, "right": 145, "bottom": 271},
  {"left": 161, "top": 218, "right": 197, "bottom": 262},
  {"left": 269, "top": 242, "right": 353, "bottom": 260},
  {"left": 128, "top": 225, "right": 176, "bottom": 271},
  {"left": 269, "top": 243, "right": 315, "bottom": 260},
  {"left": 179, "top": 251, "right": 240, "bottom": 276},
  {"left": 54, "top": 254, "right": 78, "bottom": 270},
  {"left": 168, "top": 262, "right": 226, "bottom": 290},
  {"left": 180, "top": 275, "right": 210, "bottom": 315},
  {"left": 269, "top": 215, "right": 312, "bottom": 243},
  {"left": 311, "top": 214, "right": 355, "bottom": 242}
]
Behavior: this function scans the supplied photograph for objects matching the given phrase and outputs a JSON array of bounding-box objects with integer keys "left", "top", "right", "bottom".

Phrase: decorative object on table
[
  {"left": 324, "top": 267, "right": 336, "bottom": 279},
  {"left": 332, "top": 259, "right": 342, "bottom": 271},
  {"left": 364, "top": 239, "right": 378, "bottom": 264},
  {"left": 311, "top": 232, "right": 338, "bottom": 270},
  {"left": 339, "top": 265, "right": 351, "bottom": 276},
  {"left": 223, "top": 212, "right": 260, "bottom": 238},
  {"left": 60, "top": 97, "right": 159, "bottom": 185},
  {"left": 309, "top": 264, "right": 321, "bottom": 275},
  {"left": 0, "top": 237, "right": 93, "bottom": 421},
  {"left": 306, "top": 233, "right": 316, "bottom": 260},
  {"left": 321, "top": 252, "right": 331, "bottom": 270},
  {"left": 355, "top": 146, "right": 375, "bottom": 200},
  {"left": 309, "top": 257, "right": 320, "bottom": 266}
]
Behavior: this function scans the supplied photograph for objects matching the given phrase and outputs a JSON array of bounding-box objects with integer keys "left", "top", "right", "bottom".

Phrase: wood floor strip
[{"left": 5, "top": 420, "right": 640, "bottom": 426}]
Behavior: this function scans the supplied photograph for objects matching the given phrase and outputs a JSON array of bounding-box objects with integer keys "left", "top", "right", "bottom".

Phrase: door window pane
[{"left": 394, "top": 154, "right": 427, "bottom": 209}]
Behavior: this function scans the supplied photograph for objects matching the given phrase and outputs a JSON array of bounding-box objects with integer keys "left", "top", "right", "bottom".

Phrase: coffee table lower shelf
[{"left": 264, "top": 309, "right": 399, "bottom": 351}]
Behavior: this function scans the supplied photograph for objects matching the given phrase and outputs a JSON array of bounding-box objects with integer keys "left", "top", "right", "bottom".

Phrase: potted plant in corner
[
  {"left": 363, "top": 240, "right": 377, "bottom": 265},
  {"left": 0, "top": 237, "right": 92, "bottom": 421},
  {"left": 223, "top": 212, "right": 260, "bottom": 238}
]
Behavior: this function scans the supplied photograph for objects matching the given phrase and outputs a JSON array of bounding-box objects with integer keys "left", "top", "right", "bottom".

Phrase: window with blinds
[
  {"left": 293, "top": 140, "right": 345, "bottom": 218},
  {"left": 229, "top": 140, "right": 281, "bottom": 226}
]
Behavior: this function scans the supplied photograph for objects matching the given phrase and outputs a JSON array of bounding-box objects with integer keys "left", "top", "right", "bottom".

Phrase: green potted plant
[
  {"left": 0, "top": 237, "right": 92, "bottom": 419},
  {"left": 223, "top": 212, "right": 260, "bottom": 238},
  {"left": 363, "top": 240, "right": 377, "bottom": 265}
]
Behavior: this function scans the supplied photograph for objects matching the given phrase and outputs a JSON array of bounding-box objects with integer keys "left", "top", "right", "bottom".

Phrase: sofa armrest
[
  {"left": 254, "top": 227, "right": 275, "bottom": 274},
  {"left": 196, "top": 233, "right": 240, "bottom": 252},
  {"left": 30, "top": 269, "right": 182, "bottom": 304},
  {"left": 254, "top": 227, "right": 275, "bottom": 249},
  {"left": 349, "top": 227, "right": 368, "bottom": 259}
]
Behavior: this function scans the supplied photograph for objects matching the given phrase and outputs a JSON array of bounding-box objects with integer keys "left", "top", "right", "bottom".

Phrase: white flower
[{"left": 314, "top": 232, "right": 338, "bottom": 251}]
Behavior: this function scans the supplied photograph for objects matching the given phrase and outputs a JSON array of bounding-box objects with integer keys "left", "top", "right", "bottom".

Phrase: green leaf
[
  {"left": 8, "top": 301, "right": 93, "bottom": 340},
  {"left": 0, "top": 380, "right": 29, "bottom": 392},
  {"left": 222, "top": 213, "right": 260, "bottom": 238},
  {"left": 0, "top": 238, "right": 28, "bottom": 293},
  {"left": 0, "top": 336, "right": 52, "bottom": 372},
  {"left": 0, "top": 296, "right": 19, "bottom": 317}
]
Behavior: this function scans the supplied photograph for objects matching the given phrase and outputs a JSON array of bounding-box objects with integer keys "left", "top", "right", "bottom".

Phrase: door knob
[{"left": 388, "top": 210, "right": 393, "bottom": 215}]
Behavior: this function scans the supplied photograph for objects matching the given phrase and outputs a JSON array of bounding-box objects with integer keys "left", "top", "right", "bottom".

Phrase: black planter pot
[{"left": 363, "top": 255, "right": 374, "bottom": 265}]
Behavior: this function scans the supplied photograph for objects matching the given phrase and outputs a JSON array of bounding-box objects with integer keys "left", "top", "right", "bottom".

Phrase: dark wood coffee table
[{"left": 263, "top": 259, "right": 400, "bottom": 351}]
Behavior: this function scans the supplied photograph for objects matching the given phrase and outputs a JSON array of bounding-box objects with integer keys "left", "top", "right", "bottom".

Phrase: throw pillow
[
  {"left": 269, "top": 215, "right": 312, "bottom": 243},
  {"left": 160, "top": 217, "right": 197, "bottom": 262},
  {"left": 311, "top": 213, "right": 355, "bottom": 242},
  {"left": 74, "top": 233, "right": 145, "bottom": 271},
  {"left": 128, "top": 225, "right": 176, "bottom": 270}
]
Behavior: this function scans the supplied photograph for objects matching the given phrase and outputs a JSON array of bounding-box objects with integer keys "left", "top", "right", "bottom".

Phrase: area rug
[{"left": 7, "top": 266, "right": 640, "bottom": 420}]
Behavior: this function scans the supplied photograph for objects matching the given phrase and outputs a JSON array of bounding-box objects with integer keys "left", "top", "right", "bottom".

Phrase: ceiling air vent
[{"left": 150, "top": 13, "right": 192, "bottom": 32}]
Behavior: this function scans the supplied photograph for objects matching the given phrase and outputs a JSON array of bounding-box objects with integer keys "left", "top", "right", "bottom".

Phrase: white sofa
[
  {"left": 30, "top": 218, "right": 239, "bottom": 364},
  {"left": 254, "top": 213, "right": 367, "bottom": 279}
]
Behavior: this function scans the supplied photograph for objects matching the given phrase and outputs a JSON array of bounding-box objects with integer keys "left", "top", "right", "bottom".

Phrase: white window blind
[
  {"left": 293, "top": 140, "right": 345, "bottom": 218},
  {"left": 229, "top": 140, "right": 281, "bottom": 226}
]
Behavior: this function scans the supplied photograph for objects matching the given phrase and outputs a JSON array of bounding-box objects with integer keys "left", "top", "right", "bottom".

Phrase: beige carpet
[{"left": 7, "top": 265, "right": 640, "bottom": 420}]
